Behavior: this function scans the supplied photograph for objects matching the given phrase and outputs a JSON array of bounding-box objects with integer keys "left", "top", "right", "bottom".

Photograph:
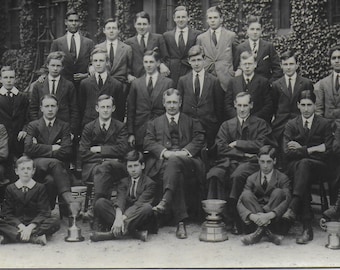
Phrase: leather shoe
[
  {"left": 282, "top": 208, "right": 296, "bottom": 221},
  {"left": 90, "top": 231, "right": 116, "bottom": 242},
  {"left": 132, "top": 230, "right": 148, "bottom": 242},
  {"left": 152, "top": 199, "right": 168, "bottom": 214},
  {"left": 176, "top": 222, "right": 187, "bottom": 239},
  {"left": 296, "top": 227, "right": 313, "bottom": 244},
  {"left": 30, "top": 234, "right": 47, "bottom": 246},
  {"left": 231, "top": 220, "right": 243, "bottom": 235},
  {"left": 241, "top": 227, "right": 264, "bottom": 245},
  {"left": 264, "top": 228, "right": 283, "bottom": 245}
]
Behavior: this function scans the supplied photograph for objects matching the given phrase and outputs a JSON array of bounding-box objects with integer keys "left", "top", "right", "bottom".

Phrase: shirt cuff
[
  {"left": 160, "top": 149, "right": 167, "bottom": 159},
  {"left": 182, "top": 148, "right": 192, "bottom": 157}
]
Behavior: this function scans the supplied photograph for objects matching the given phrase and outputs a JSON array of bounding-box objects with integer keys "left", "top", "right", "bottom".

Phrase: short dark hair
[
  {"left": 97, "top": 94, "right": 115, "bottom": 106},
  {"left": 1, "top": 66, "right": 15, "bottom": 75},
  {"left": 135, "top": 11, "right": 151, "bottom": 24},
  {"left": 163, "top": 88, "right": 182, "bottom": 103},
  {"left": 125, "top": 150, "right": 144, "bottom": 164},
  {"left": 103, "top": 18, "right": 119, "bottom": 29},
  {"left": 16, "top": 155, "right": 35, "bottom": 169},
  {"left": 188, "top": 45, "right": 205, "bottom": 59},
  {"left": 173, "top": 6, "right": 188, "bottom": 16},
  {"left": 329, "top": 45, "right": 340, "bottom": 59},
  {"left": 40, "top": 94, "right": 58, "bottom": 106},
  {"left": 144, "top": 48, "right": 161, "bottom": 62},
  {"left": 298, "top": 89, "right": 316, "bottom": 103},
  {"left": 206, "top": 6, "right": 222, "bottom": 17},
  {"left": 66, "top": 8, "right": 79, "bottom": 19},
  {"left": 46, "top": 51, "right": 65, "bottom": 65},
  {"left": 258, "top": 145, "right": 277, "bottom": 159},
  {"left": 247, "top": 15, "right": 262, "bottom": 27},
  {"left": 235, "top": 92, "right": 252, "bottom": 103},
  {"left": 280, "top": 50, "right": 297, "bottom": 62}
]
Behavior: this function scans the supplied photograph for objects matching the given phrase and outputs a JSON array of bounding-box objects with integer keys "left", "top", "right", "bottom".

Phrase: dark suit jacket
[
  {"left": 29, "top": 77, "right": 79, "bottom": 135},
  {"left": 283, "top": 115, "right": 333, "bottom": 162},
  {"left": 125, "top": 33, "right": 169, "bottom": 77},
  {"left": 24, "top": 118, "right": 72, "bottom": 161},
  {"left": 163, "top": 28, "right": 201, "bottom": 84},
  {"left": 1, "top": 181, "right": 51, "bottom": 226},
  {"left": 0, "top": 124, "right": 8, "bottom": 163},
  {"left": 79, "top": 118, "right": 128, "bottom": 182},
  {"left": 177, "top": 71, "right": 224, "bottom": 144},
  {"left": 272, "top": 75, "right": 314, "bottom": 140},
  {"left": 95, "top": 40, "right": 132, "bottom": 83},
  {"left": 237, "top": 169, "right": 291, "bottom": 222},
  {"left": 115, "top": 174, "right": 156, "bottom": 212},
  {"left": 144, "top": 113, "right": 205, "bottom": 177},
  {"left": 234, "top": 39, "right": 283, "bottom": 83},
  {"left": 224, "top": 74, "right": 273, "bottom": 122},
  {"left": 79, "top": 75, "right": 125, "bottom": 126},
  {"left": 127, "top": 74, "right": 174, "bottom": 146},
  {"left": 50, "top": 34, "right": 94, "bottom": 83}
]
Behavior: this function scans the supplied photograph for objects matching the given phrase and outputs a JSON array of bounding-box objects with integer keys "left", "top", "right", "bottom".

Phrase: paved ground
[{"left": 1, "top": 205, "right": 340, "bottom": 269}]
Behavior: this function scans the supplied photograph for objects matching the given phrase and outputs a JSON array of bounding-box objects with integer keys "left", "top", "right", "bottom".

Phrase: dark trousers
[
  {"left": 0, "top": 217, "right": 60, "bottom": 243},
  {"left": 94, "top": 198, "right": 153, "bottom": 233}
]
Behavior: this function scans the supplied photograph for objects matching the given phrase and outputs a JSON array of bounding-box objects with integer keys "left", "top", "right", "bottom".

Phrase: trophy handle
[{"left": 320, "top": 218, "right": 327, "bottom": 231}]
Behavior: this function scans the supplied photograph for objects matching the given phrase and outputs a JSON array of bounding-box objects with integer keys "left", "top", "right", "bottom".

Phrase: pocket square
[{"left": 263, "top": 55, "right": 269, "bottom": 60}]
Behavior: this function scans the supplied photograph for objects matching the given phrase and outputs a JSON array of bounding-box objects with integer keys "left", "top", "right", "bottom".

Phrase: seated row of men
[{"left": 0, "top": 88, "right": 339, "bottom": 247}]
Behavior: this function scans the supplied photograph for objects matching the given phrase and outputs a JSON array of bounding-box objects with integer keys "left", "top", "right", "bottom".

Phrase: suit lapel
[
  {"left": 151, "top": 75, "right": 163, "bottom": 102},
  {"left": 198, "top": 72, "right": 210, "bottom": 105},
  {"left": 139, "top": 76, "right": 152, "bottom": 107},
  {"left": 55, "top": 77, "right": 66, "bottom": 101},
  {"left": 256, "top": 39, "right": 266, "bottom": 62},
  {"left": 48, "top": 119, "right": 62, "bottom": 144},
  {"left": 147, "top": 33, "right": 156, "bottom": 51},
  {"left": 61, "top": 35, "right": 73, "bottom": 59},
  {"left": 105, "top": 120, "right": 116, "bottom": 142},
  {"left": 279, "top": 77, "right": 290, "bottom": 98},
  {"left": 112, "top": 41, "right": 125, "bottom": 71},
  {"left": 163, "top": 115, "right": 171, "bottom": 140},
  {"left": 254, "top": 172, "right": 264, "bottom": 192}
]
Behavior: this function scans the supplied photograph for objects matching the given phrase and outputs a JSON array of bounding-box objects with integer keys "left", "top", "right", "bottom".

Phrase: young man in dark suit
[
  {"left": 282, "top": 90, "right": 333, "bottom": 244},
  {"left": 238, "top": 145, "right": 291, "bottom": 246},
  {"left": 145, "top": 89, "right": 205, "bottom": 239},
  {"left": 177, "top": 45, "right": 224, "bottom": 147},
  {"left": 224, "top": 51, "right": 273, "bottom": 122},
  {"left": 0, "top": 156, "right": 60, "bottom": 245},
  {"left": 79, "top": 48, "right": 125, "bottom": 127},
  {"left": 207, "top": 92, "right": 272, "bottom": 234},
  {"left": 79, "top": 95, "right": 128, "bottom": 218},
  {"left": 24, "top": 94, "right": 77, "bottom": 214},
  {"left": 90, "top": 150, "right": 156, "bottom": 242},
  {"left": 50, "top": 8, "right": 94, "bottom": 89},
  {"left": 234, "top": 15, "right": 282, "bottom": 83},
  {"left": 127, "top": 49, "right": 174, "bottom": 150},
  {"left": 125, "top": 11, "right": 170, "bottom": 80},
  {"left": 163, "top": 6, "right": 201, "bottom": 85}
]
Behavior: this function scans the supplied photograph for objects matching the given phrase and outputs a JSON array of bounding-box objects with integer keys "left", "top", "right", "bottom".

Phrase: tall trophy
[
  {"left": 320, "top": 221, "right": 340, "bottom": 249},
  {"left": 65, "top": 200, "right": 85, "bottom": 242}
]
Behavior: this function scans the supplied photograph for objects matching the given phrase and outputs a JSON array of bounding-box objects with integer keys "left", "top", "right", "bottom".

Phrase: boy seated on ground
[
  {"left": 237, "top": 145, "right": 291, "bottom": 245},
  {"left": 0, "top": 156, "right": 60, "bottom": 245},
  {"left": 90, "top": 150, "right": 156, "bottom": 242}
]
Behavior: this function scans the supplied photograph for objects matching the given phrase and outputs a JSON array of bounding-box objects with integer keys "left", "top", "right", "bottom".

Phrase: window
[
  {"left": 272, "top": 0, "right": 291, "bottom": 32},
  {"left": 328, "top": 0, "right": 340, "bottom": 24}
]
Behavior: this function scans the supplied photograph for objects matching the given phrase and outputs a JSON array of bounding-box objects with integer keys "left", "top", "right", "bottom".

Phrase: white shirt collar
[
  {"left": 211, "top": 26, "right": 222, "bottom": 34},
  {"left": 166, "top": 113, "right": 180, "bottom": 123},
  {"left": 107, "top": 39, "right": 118, "bottom": 46},
  {"left": 243, "top": 73, "right": 254, "bottom": 82},
  {"left": 131, "top": 176, "right": 140, "bottom": 182},
  {"left": 302, "top": 114, "right": 315, "bottom": 129},
  {"left": 0, "top": 86, "right": 19, "bottom": 96},
  {"left": 285, "top": 73, "right": 297, "bottom": 82},
  {"left": 15, "top": 179, "right": 36, "bottom": 189},
  {"left": 43, "top": 117, "right": 56, "bottom": 127},
  {"left": 95, "top": 71, "right": 108, "bottom": 82},
  {"left": 48, "top": 75, "right": 61, "bottom": 82},
  {"left": 249, "top": 38, "right": 259, "bottom": 46},
  {"left": 67, "top": 31, "right": 80, "bottom": 38},
  {"left": 138, "top": 32, "right": 149, "bottom": 40},
  {"left": 146, "top": 71, "right": 159, "bottom": 84},
  {"left": 238, "top": 115, "right": 250, "bottom": 125},
  {"left": 176, "top": 26, "right": 188, "bottom": 33},
  {"left": 99, "top": 118, "right": 112, "bottom": 130},
  {"left": 261, "top": 170, "right": 274, "bottom": 183},
  {"left": 194, "top": 69, "right": 205, "bottom": 78}
]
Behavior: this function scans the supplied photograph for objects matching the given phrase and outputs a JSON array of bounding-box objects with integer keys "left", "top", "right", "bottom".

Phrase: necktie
[
  {"left": 194, "top": 73, "right": 200, "bottom": 100},
  {"left": 241, "top": 119, "right": 245, "bottom": 128},
  {"left": 304, "top": 120, "right": 309, "bottom": 135},
  {"left": 212, "top": 30, "right": 217, "bottom": 46},
  {"left": 336, "top": 74, "right": 340, "bottom": 92},
  {"left": 21, "top": 186, "right": 28, "bottom": 193},
  {"left": 253, "top": 42, "right": 257, "bottom": 54},
  {"left": 147, "top": 76, "right": 153, "bottom": 95},
  {"left": 288, "top": 78, "right": 292, "bottom": 96},
  {"left": 70, "top": 34, "right": 77, "bottom": 60},
  {"left": 170, "top": 117, "right": 177, "bottom": 127},
  {"left": 130, "top": 179, "right": 137, "bottom": 199},
  {"left": 102, "top": 123, "right": 106, "bottom": 132},
  {"left": 140, "top": 35, "right": 146, "bottom": 52},
  {"left": 245, "top": 78, "right": 250, "bottom": 91},
  {"left": 110, "top": 43, "right": 114, "bottom": 67},
  {"left": 262, "top": 175, "right": 268, "bottom": 190},
  {"left": 51, "top": 79, "right": 56, "bottom": 95},
  {"left": 98, "top": 74, "right": 103, "bottom": 89},
  {"left": 178, "top": 30, "right": 185, "bottom": 53},
  {"left": 7, "top": 91, "right": 13, "bottom": 110}
]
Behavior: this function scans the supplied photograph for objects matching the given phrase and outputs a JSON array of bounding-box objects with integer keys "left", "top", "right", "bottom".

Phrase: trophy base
[
  {"left": 199, "top": 221, "right": 228, "bottom": 242},
  {"left": 65, "top": 236, "right": 85, "bottom": 242},
  {"left": 325, "top": 243, "right": 340, "bottom": 250}
]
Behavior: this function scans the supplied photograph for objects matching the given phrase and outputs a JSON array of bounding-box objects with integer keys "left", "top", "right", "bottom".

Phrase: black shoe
[
  {"left": 282, "top": 208, "right": 296, "bottom": 221},
  {"left": 264, "top": 228, "right": 283, "bottom": 245},
  {"left": 296, "top": 227, "right": 313, "bottom": 244},
  {"left": 132, "top": 230, "right": 148, "bottom": 242},
  {"left": 90, "top": 231, "right": 116, "bottom": 242},
  {"left": 152, "top": 199, "right": 168, "bottom": 214},
  {"left": 231, "top": 220, "right": 243, "bottom": 235},
  {"left": 241, "top": 227, "right": 264, "bottom": 245},
  {"left": 176, "top": 222, "right": 187, "bottom": 239}
]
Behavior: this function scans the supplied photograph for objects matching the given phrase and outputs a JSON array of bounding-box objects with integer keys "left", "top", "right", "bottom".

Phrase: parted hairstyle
[
  {"left": 240, "top": 51, "right": 256, "bottom": 62},
  {"left": 235, "top": 91, "right": 253, "bottom": 103},
  {"left": 1, "top": 66, "right": 15, "bottom": 75},
  {"left": 329, "top": 45, "right": 340, "bottom": 59},
  {"left": 280, "top": 50, "right": 297, "bottom": 62},
  {"left": 97, "top": 94, "right": 115, "bottom": 106},
  {"left": 144, "top": 48, "right": 161, "bottom": 61},
  {"left": 66, "top": 8, "right": 78, "bottom": 19},
  {"left": 16, "top": 155, "right": 35, "bottom": 169},
  {"left": 188, "top": 45, "right": 205, "bottom": 59},
  {"left": 298, "top": 89, "right": 316, "bottom": 103},
  {"left": 104, "top": 18, "right": 120, "bottom": 29},
  {"left": 40, "top": 94, "right": 58, "bottom": 106},
  {"left": 90, "top": 47, "right": 110, "bottom": 62},
  {"left": 135, "top": 11, "right": 151, "bottom": 24},
  {"left": 247, "top": 15, "right": 262, "bottom": 27},
  {"left": 162, "top": 88, "right": 182, "bottom": 103},
  {"left": 257, "top": 145, "right": 277, "bottom": 159},
  {"left": 46, "top": 51, "right": 65, "bottom": 65},
  {"left": 173, "top": 6, "right": 188, "bottom": 16},
  {"left": 125, "top": 150, "right": 145, "bottom": 165},
  {"left": 206, "top": 6, "right": 222, "bottom": 16}
]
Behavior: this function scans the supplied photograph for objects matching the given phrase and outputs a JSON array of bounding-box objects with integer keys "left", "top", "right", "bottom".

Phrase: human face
[
  {"left": 297, "top": 98, "right": 315, "bottom": 119},
  {"left": 92, "top": 53, "right": 108, "bottom": 74},
  {"left": 330, "top": 50, "right": 340, "bottom": 73},
  {"left": 240, "top": 56, "right": 256, "bottom": 76},
  {"left": 103, "top": 21, "right": 120, "bottom": 41},
  {"left": 96, "top": 99, "right": 115, "bottom": 121},
  {"left": 143, "top": 55, "right": 160, "bottom": 75},
  {"left": 65, "top": 14, "right": 81, "bottom": 33},
  {"left": 134, "top": 17, "right": 150, "bottom": 35},
  {"left": 206, "top": 11, "right": 223, "bottom": 30},
  {"left": 247, "top": 22, "right": 262, "bottom": 41},
  {"left": 40, "top": 97, "right": 58, "bottom": 120},
  {"left": 127, "top": 160, "right": 145, "bottom": 179},
  {"left": 1, "top": 70, "right": 15, "bottom": 90},
  {"left": 189, "top": 54, "right": 204, "bottom": 73},
  {"left": 15, "top": 161, "right": 35, "bottom": 183},
  {"left": 281, "top": 57, "right": 298, "bottom": 77},
  {"left": 163, "top": 93, "right": 181, "bottom": 115},
  {"left": 258, "top": 154, "right": 275, "bottom": 175},
  {"left": 47, "top": 59, "right": 63, "bottom": 78},
  {"left": 234, "top": 95, "right": 253, "bottom": 119},
  {"left": 173, "top": 10, "right": 189, "bottom": 29}
]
